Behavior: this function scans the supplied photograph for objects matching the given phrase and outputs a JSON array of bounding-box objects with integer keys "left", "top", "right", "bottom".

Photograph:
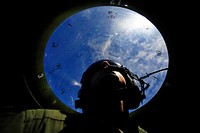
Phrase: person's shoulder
[
  {"left": 23, "top": 108, "right": 67, "bottom": 120},
  {"left": 138, "top": 126, "right": 148, "bottom": 133},
  {"left": 0, "top": 108, "right": 68, "bottom": 133}
]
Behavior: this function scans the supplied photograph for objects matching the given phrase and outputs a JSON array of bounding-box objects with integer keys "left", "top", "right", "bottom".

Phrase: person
[
  {"left": 0, "top": 59, "right": 147, "bottom": 133},
  {"left": 60, "top": 59, "right": 146, "bottom": 133}
]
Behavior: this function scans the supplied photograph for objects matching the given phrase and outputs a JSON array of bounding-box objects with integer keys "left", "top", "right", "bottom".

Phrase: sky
[{"left": 43, "top": 5, "right": 169, "bottom": 113}]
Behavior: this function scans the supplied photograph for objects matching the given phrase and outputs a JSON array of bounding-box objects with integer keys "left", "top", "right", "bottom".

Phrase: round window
[{"left": 24, "top": 5, "right": 169, "bottom": 114}]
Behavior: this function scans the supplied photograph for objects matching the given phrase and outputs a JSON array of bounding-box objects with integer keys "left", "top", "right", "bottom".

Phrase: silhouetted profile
[{"left": 60, "top": 59, "right": 146, "bottom": 133}]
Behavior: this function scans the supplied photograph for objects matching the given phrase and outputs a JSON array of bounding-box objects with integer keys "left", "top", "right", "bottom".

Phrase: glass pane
[{"left": 44, "top": 5, "right": 169, "bottom": 113}]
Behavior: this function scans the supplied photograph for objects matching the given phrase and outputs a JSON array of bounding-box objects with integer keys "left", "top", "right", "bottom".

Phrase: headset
[{"left": 75, "top": 59, "right": 148, "bottom": 110}]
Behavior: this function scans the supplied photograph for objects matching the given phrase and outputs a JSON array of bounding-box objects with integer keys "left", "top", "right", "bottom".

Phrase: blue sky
[{"left": 43, "top": 6, "right": 169, "bottom": 113}]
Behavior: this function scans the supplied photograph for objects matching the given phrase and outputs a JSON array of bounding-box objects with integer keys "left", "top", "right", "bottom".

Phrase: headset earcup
[{"left": 124, "top": 86, "right": 143, "bottom": 109}]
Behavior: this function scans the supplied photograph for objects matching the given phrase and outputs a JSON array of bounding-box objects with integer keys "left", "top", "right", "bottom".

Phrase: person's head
[{"left": 75, "top": 59, "right": 145, "bottom": 120}]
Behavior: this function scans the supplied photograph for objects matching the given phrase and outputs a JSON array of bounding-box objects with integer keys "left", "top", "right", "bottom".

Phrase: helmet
[{"left": 75, "top": 59, "right": 145, "bottom": 110}]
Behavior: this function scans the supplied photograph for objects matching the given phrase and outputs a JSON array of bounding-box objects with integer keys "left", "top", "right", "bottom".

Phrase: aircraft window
[{"left": 24, "top": 5, "right": 169, "bottom": 114}]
